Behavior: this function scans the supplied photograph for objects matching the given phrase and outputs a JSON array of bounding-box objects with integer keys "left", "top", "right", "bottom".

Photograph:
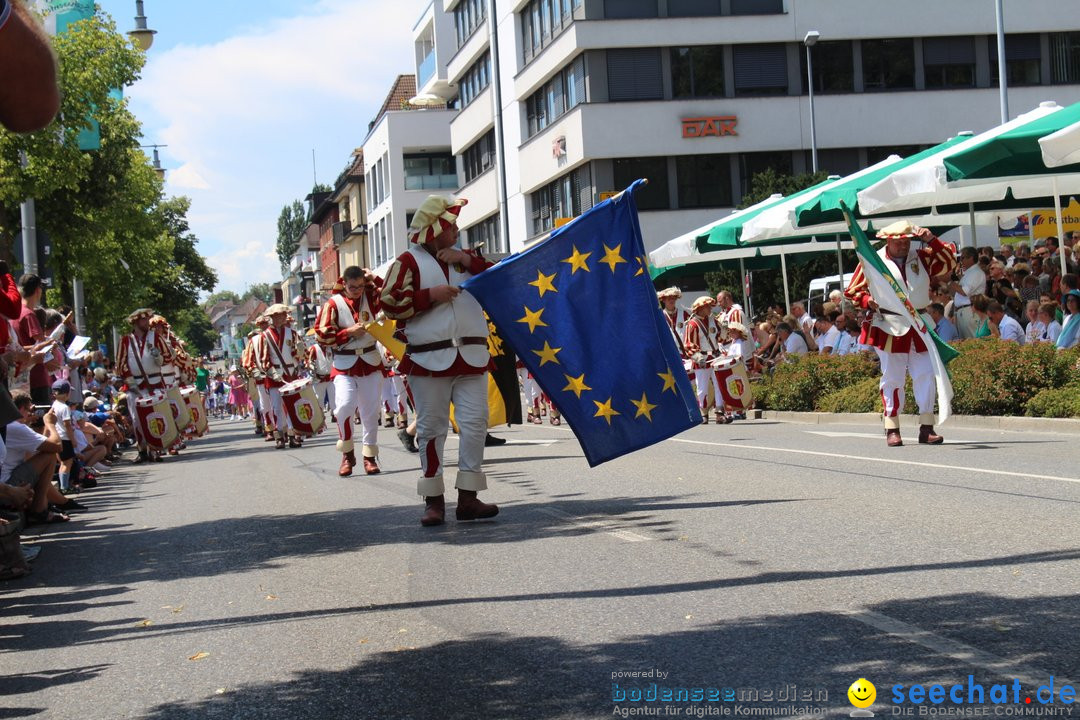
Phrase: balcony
[
  {"left": 332, "top": 220, "right": 351, "bottom": 247},
  {"left": 404, "top": 173, "right": 458, "bottom": 191},
  {"left": 418, "top": 50, "right": 436, "bottom": 89}
]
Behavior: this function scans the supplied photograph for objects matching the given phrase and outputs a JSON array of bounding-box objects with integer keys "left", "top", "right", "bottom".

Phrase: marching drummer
[
  {"left": 314, "top": 266, "right": 386, "bottom": 477},
  {"left": 116, "top": 308, "right": 175, "bottom": 463},
  {"left": 255, "top": 304, "right": 307, "bottom": 449},
  {"left": 244, "top": 315, "right": 275, "bottom": 442},
  {"left": 683, "top": 296, "right": 729, "bottom": 425},
  {"left": 304, "top": 329, "right": 335, "bottom": 423},
  {"left": 150, "top": 314, "right": 190, "bottom": 456}
]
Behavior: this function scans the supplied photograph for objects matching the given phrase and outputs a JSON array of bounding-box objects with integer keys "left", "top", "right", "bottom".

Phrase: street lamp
[
  {"left": 141, "top": 144, "right": 167, "bottom": 181},
  {"left": 803, "top": 30, "right": 820, "bottom": 174},
  {"left": 128, "top": 0, "right": 157, "bottom": 51}
]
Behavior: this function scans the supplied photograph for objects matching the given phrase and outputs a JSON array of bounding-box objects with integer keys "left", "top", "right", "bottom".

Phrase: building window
[
  {"left": 801, "top": 40, "right": 854, "bottom": 94},
  {"left": 1050, "top": 32, "right": 1080, "bottom": 84},
  {"left": 676, "top": 154, "right": 732, "bottom": 209},
  {"left": 460, "top": 51, "right": 491, "bottom": 108},
  {"left": 371, "top": 215, "right": 391, "bottom": 267},
  {"left": 530, "top": 166, "right": 592, "bottom": 236},
  {"left": 923, "top": 36, "right": 976, "bottom": 89},
  {"left": 613, "top": 157, "right": 670, "bottom": 211},
  {"left": 526, "top": 55, "right": 586, "bottom": 138},
  {"left": 667, "top": 0, "right": 721, "bottom": 16},
  {"left": 990, "top": 34, "right": 1042, "bottom": 86},
  {"left": 367, "top": 156, "right": 388, "bottom": 209},
  {"left": 733, "top": 43, "right": 788, "bottom": 96},
  {"left": 607, "top": 48, "right": 664, "bottom": 101},
  {"left": 862, "top": 38, "right": 915, "bottom": 91},
  {"left": 604, "top": 0, "right": 657, "bottom": 18},
  {"left": 521, "top": 0, "right": 579, "bottom": 64},
  {"left": 730, "top": 0, "right": 783, "bottom": 14},
  {"left": 738, "top": 151, "right": 792, "bottom": 197},
  {"left": 464, "top": 214, "right": 503, "bottom": 254},
  {"left": 403, "top": 153, "right": 457, "bottom": 191},
  {"left": 671, "top": 46, "right": 725, "bottom": 98},
  {"left": 454, "top": 0, "right": 487, "bottom": 49},
  {"left": 462, "top": 130, "right": 496, "bottom": 184}
]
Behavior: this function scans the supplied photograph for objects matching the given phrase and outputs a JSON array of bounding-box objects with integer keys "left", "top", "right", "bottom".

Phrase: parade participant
[
  {"left": 243, "top": 316, "right": 275, "bottom": 441},
  {"left": 381, "top": 345, "right": 407, "bottom": 428},
  {"left": 658, "top": 287, "right": 691, "bottom": 366},
  {"left": 845, "top": 221, "right": 957, "bottom": 447},
  {"left": 716, "top": 290, "right": 745, "bottom": 327},
  {"left": 149, "top": 315, "right": 190, "bottom": 454},
  {"left": 115, "top": 308, "right": 174, "bottom": 462},
  {"left": 381, "top": 194, "right": 498, "bottom": 527},
  {"left": 304, "top": 330, "right": 335, "bottom": 422},
  {"left": 256, "top": 304, "right": 307, "bottom": 449},
  {"left": 683, "top": 296, "right": 728, "bottom": 425},
  {"left": 314, "top": 266, "right": 385, "bottom": 476}
]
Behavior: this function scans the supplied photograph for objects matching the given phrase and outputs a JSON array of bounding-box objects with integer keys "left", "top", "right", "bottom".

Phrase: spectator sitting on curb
[{"left": 4, "top": 393, "right": 78, "bottom": 523}]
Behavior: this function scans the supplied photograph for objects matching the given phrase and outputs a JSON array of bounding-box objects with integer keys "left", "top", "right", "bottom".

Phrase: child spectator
[{"left": 50, "top": 380, "right": 76, "bottom": 493}]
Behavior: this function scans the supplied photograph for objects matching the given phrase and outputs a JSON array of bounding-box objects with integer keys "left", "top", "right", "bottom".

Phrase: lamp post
[
  {"left": 994, "top": 0, "right": 1008, "bottom": 123},
  {"left": 141, "top": 144, "right": 167, "bottom": 181},
  {"left": 129, "top": 0, "right": 157, "bottom": 51},
  {"left": 803, "top": 30, "right": 820, "bottom": 174}
]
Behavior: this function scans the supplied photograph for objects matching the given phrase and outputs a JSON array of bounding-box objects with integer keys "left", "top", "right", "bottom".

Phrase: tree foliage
[
  {"left": 0, "top": 10, "right": 216, "bottom": 351},
  {"left": 204, "top": 290, "right": 240, "bottom": 308},
  {"left": 242, "top": 282, "right": 273, "bottom": 304},
  {"left": 276, "top": 199, "right": 306, "bottom": 271}
]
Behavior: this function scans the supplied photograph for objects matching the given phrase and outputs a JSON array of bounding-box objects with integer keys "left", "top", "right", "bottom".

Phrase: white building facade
[{"left": 414, "top": 0, "right": 1080, "bottom": 256}]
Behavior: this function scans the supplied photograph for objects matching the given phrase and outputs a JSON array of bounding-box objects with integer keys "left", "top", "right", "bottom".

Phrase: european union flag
[{"left": 462, "top": 180, "right": 702, "bottom": 467}]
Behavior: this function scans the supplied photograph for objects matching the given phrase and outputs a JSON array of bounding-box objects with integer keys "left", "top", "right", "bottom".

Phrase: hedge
[{"left": 754, "top": 341, "right": 1080, "bottom": 418}]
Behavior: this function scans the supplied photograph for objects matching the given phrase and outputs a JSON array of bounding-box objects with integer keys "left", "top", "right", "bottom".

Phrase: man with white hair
[{"left": 381, "top": 195, "right": 499, "bottom": 527}]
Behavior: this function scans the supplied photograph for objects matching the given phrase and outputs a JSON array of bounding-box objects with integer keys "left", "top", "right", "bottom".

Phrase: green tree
[
  {"left": 241, "top": 282, "right": 273, "bottom": 304},
  {"left": 142, "top": 196, "right": 218, "bottom": 319},
  {"left": 171, "top": 306, "right": 219, "bottom": 357},
  {"left": 276, "top": 199, "right": 306, "bottom": 271},
  {"left": 204, "top": 290, "right": 240, "bottom": 308}
]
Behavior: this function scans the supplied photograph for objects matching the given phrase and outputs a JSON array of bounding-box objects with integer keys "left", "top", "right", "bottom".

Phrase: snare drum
[
  {"left": 165, "top": 385, "right": 191, "bottom": 431},
  {"left": 280, "top": 377, "right": 325, "bottom": 437},
  {"left": 134, "top": 392, "right": 179, "bottom": 450},
  {"left": 181, "top": 387, "right": 209, "bottom": 437},
  {"left": 710, "top": 355, "right": 753, "bottom": 411}
]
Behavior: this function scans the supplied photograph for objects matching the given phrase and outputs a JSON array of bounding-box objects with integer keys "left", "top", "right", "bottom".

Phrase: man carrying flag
[
  {"left": 380, "top": 195, "right": 499, "bottom": 527},
  {"left": 844, "top": 219, "right": 957, "bottom": 447}
]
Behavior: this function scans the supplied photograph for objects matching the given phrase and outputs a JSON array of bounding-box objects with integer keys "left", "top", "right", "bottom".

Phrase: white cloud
[{"left": 129, "top": 0, "right": 424, "bottom": 292}]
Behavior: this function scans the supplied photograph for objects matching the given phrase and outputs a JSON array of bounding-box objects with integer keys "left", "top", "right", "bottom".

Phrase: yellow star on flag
[
  {"left": 658, "top": 369, "right": 677, "bottom": 394},
  {"left": 593, "top": 397, "right": 620, "bottom": 425},
  {"left": 599, "top": 243, "right": 628, "bottom": 273},
  {"left": 635, "top": 255, "right": 648, "bottom": 277},
  {"left": 529, "top": 269, "right": 558, "bottom": 298},
  {"left": 517, "top": 305, "right": 548, "bottom": 333},
  {"left": 562, "top": 373, "right": 592, "bottom": 398},
  {"left": 561, "top": 245, "right": 592, "bottom": 274},
  {"left": 630, "top": 392, "right": 658, "bottom": 421},
  {"left": 532, "top": 341, "right": 562, "bottom": 366}
]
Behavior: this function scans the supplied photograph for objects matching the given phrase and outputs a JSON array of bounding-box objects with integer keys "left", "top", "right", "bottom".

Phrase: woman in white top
[{"left": 1023, "top": 301, "right": 1044, "bottom": 345}]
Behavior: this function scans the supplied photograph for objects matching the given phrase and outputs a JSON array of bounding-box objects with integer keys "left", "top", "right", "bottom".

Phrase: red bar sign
[{"left": 681, "top": 116, "right": 738, "bottom": 138}]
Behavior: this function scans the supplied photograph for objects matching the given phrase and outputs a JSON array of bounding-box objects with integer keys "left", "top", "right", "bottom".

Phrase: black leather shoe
[{"left": 484, "top": 433, "right": 507, "bottom": 447}]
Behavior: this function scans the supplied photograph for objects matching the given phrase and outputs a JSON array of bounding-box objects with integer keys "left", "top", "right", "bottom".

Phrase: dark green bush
[{"left": 818, "top": 377, "right": 882, "bottom": 414}]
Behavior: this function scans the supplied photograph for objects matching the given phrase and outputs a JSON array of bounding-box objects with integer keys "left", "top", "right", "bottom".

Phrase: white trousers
[
  {"left": 257, "top": 385, "right": 273, "bottom": 431},
  {"left": 518, "top": 368, "right": 541, "bottom": 410},
  {"left": 410, "top": 373, "right": 488, "bottom": 497},
  {"left": 333, "top": 373, "right": 381, "bottom": 457},
  {"left": 390, "top": 374, "right": 407, "bottom": 414},
  {"left": 314, "top": 380, "right": 336, "bottom": 414},
  {"left": 875, "top": 347, "right": 936, "bottom": 429},
  {"left": 380, "top": 373, "right": 397, "bottom": 410},
  {"left": 126, "top": 386, "right": 151, "bottom": 450},
  {"left": 268, "top": 386, "right": 294, "bottom": 437},
  {"left": 693, "top": 368, "right": 722, "bottom": 411},
  {"left": 954, "top": 305, "right": 978, "bottom": 340}
]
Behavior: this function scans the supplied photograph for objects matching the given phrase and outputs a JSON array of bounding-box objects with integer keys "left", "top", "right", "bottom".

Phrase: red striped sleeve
[
  {"left": 845, "top": 263, "right": 872, "bottom": 309},
  {"left": 684, "top": 320, "right": 701, "bottom": 356},
  {"left": 314, "top": 298, "right": 342, "bottom": 347},
  {"left": 919, "top": 236, "right": 958, "bottom": 278},
  {"left": 380, "top": 253, "right": 431, "bottom": 321}
]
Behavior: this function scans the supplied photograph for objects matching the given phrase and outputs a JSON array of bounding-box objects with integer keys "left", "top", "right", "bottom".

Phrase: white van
[{"left": 806, "top": 273, "right": 854, "bottom": 313}]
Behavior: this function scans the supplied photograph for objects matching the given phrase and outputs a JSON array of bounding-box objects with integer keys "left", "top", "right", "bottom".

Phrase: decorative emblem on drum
[
  {"left": 296, "top": 402, "right": 313, "bottom": 424},
  {"left": 148, "top": 415, "right": 167, "bottom": 438}
]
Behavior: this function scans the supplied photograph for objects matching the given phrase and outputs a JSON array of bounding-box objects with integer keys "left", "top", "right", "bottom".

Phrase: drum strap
[
  {"left": 690, "top": 317, "right": 718, "bottom": 354},
  {"left": 129, "top": 333, "right": 164, "bottom": 388},
  {"left": 265, "top": 328, "right": 294, "bottom": 373}
]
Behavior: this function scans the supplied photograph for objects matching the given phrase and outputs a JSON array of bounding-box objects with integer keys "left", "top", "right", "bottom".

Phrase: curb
[{"left": 754, "top": 410, "right": 1080, "bottom": 435}]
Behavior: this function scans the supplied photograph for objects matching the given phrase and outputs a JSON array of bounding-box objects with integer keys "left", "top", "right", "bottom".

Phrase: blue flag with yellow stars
[{"left": 462, "top": 179, "right": 702, "bottom": 467}]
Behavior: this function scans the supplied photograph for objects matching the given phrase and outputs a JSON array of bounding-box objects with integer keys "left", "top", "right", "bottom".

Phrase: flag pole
[{"left": 780, "top": 246, "right": 791, "bottom": 312}]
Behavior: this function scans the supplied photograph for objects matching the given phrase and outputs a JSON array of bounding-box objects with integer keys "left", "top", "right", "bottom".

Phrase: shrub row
[{"left": 754, "top": 341, "right": 1080, "bottom": 418}]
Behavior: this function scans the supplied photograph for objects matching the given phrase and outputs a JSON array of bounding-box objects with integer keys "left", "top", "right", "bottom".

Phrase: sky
[{"left": 94, "top": 0, "right": 428, "bottom": 294}]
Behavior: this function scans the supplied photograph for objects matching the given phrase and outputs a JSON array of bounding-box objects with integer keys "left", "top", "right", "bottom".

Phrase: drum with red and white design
[
  {"left": 181, "top": 387, "right": 209, "bottom": 437},
  {"left": 165, "top": 385, "right": 192, "bottom": 432},
  {"left": 281, "top": 377, "right": 326, "bottom": 437},
  {"left": 711, "top": 356, "right": 753, "bottom": 411},
  {"left": 134, "top": 393, "right": 180, "bottom": 450}
]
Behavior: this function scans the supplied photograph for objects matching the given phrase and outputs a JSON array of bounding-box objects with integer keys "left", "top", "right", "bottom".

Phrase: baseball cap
[{"left": 51, "top": 380, "right": 71, "bottom": 394}]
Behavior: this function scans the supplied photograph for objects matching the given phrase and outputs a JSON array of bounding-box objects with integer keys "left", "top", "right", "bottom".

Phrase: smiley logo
[{"left": 848, "top": 678, "right": 876, "bottom": 709}]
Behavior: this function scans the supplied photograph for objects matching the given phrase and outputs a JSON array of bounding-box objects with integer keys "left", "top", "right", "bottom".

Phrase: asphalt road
[{"left": 3, "top": 414, "right": 1080, "bottom": 720}]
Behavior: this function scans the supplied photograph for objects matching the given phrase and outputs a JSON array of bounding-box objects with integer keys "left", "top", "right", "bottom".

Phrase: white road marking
[
  {"left": 805, "top": 430, "right": 904, "bottom": 439},
  {"left": 536, "top": 507, "right": 651, "bottom": 543},
  {"left": 672, "top": 438, "right": 1080, "bottom": 485},
  {"left": 846, "top": 609, "right": 1075, "bottom": 689}
]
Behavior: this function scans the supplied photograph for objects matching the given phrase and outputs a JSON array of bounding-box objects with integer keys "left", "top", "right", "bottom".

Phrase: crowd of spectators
[
  {"left": 736, "top": 233, "right": 1080, "bottom": 375},
  {"left": 0, "top": 268, "right": 138, "bottom": 581}
]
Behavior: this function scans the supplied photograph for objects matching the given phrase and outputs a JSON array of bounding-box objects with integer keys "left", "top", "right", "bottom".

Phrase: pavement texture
[{"left": 3, "top": 415, "right": 1080, "bottom": 719}]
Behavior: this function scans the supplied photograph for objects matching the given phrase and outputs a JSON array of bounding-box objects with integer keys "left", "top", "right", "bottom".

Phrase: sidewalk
[{"left": 755, "top": 409, "right": 1080, "bottom": 435}]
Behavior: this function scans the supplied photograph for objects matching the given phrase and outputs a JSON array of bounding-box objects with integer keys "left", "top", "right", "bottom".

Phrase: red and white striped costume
[
  {"left": 683, "top": 314, "right": 724, "bottom": 412},
  {"left": 255, "top": 325, "right": 305, "bottom": 439},
  {"left": 314, "top": 281, "right": 385, "bottom": 458},
  {"left": 662, "top": 306, "right": 692, "bottom": 359},
  {"left": 845, "top": 235, "right": 957, "bottom": 428},
  {"left": 116, "top": 327, "right": 175, "bottom": 450},
  {"left": 381, "top": 244, "right": 493, "bottom": 497}
]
